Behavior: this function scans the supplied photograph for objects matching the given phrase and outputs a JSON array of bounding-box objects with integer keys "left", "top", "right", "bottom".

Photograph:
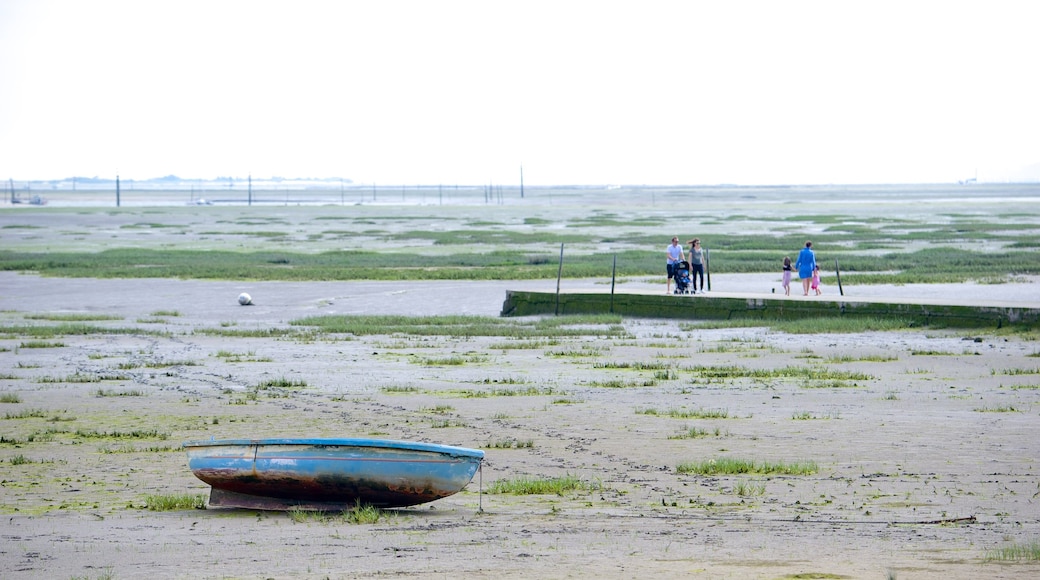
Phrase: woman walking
[
  {"left": 686, "top": 238, "right": 705, "bottom": 294},
  {"left": 794, "top": 241, "right": 816, "bottom": 296}
]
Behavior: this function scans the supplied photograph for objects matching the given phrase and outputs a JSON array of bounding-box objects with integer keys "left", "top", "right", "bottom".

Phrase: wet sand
[{"left": 1, "top": 272, "right": 1038, "bottom": 579}]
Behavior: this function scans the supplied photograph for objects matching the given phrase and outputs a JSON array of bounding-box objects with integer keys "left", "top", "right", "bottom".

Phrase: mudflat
[{"left": 0, "top": 271, "right": 1038, "bottom": 579}]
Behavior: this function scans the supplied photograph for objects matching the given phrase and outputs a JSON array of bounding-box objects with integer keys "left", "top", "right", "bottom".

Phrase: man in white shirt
[{"left": 666, "top": 237, "right": 685, "bottom": 294}]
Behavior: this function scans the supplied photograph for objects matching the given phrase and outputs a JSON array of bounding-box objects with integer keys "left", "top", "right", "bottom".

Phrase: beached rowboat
[{"left": 183, "top": 438, "right": 484, "bottom": 510}]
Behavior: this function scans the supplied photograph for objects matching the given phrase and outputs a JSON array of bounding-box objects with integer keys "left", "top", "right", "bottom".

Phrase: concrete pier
[{"left": 501, "top": 290, "right": 1040, "bottom": 329}]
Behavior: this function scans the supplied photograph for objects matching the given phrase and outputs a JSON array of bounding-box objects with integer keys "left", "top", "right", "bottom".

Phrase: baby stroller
[{"left": 673, "top": 260, "right": 692, "bottom": 294}]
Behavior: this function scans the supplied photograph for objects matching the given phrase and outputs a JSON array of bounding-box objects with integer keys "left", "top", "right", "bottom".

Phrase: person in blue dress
[{"left": 794, "top": 241, "right": 816, "bottom": 296}]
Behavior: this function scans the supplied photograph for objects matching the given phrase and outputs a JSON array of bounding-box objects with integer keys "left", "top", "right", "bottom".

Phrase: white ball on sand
[{"left": 237, "top": 292, "right": 252, "bottom": 306}]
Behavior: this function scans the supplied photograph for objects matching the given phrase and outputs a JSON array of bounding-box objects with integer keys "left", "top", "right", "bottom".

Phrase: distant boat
[{"left": 183, "top": 438, "right": 485, "bottom": 510}]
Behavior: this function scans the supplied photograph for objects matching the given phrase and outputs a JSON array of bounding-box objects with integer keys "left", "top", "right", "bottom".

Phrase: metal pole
[{"left": 555, "top": 243, "right": 564, "bottom": 316}]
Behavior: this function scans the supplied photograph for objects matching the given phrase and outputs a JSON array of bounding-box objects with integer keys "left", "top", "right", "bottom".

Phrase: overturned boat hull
[{"left": 183, "top": 438, "right": 484, "bottom": 510}]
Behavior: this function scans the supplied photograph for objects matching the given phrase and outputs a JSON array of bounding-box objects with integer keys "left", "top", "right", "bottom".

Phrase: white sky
[{"left": 1, "top": 0, "right": 1038, "bottom": 185}]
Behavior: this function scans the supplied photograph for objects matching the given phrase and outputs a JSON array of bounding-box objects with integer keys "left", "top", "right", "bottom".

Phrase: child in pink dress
[
  {"left": 782, "top": 257, "right": 792, "bottom": 296},
  {"left": 811, "top": 266, "right": 821, "bottom": 295}
]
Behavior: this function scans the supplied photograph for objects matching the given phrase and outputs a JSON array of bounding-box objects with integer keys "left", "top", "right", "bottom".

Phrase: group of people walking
[
  {"left": 665, "top": 237, "right": 705, "bottom": 294},
  {"left": 667, "top": 237, "right": 822, "bottom": 296},
  {"left": 782, "top": 241, "right": 821, "bottom": 296}
]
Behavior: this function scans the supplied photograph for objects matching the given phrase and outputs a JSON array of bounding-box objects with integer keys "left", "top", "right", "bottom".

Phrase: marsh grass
[
  {"left": 997, "top": 367, "right": 1040, "bottom": 376},
  {"left": 380, "top": 385, "right": 419, "bottom": 394},
  {"left": 733, "top": 479, "right": 767, "bottom": 496},
  {"left": 24, "top": 313, "right": 122, "bottom": 322},
  {"left": 974, "top": 405, "right": 1022, "bottom": 413},
  {"left": 485, "top": 438, "right": 534, "bottom": 449},
  {"left": 668, "top": 426, "right": 724, "bottom": 439},
  {"left": 37, "top": 372, "right": 130, "bottom": 383},
  {"left": 474, "top": 376, "right": 529, "bottom": 385},
  {"left": 144, "top": 359, "right": 199, "bottom": 368},
  {"left": 687, "top": 364, "right": 873, "bottom": 382},
  {"left": 676, "top": 457, "right": 818, "bottom": 475},
  {"left": 593, "top": 361, "right": 671, "bottom": 370},
  {"left": 487, "top": 474, "right": 600, "bottom": 495},
  {"left": 825, "top": 354, "right": 897, "bottom": 363},
  {"left": 94, "top": 388, "right": 144, "bottom": 397},
  {"left": 986, "top": 539, "right": 1040, "bottom": 561},
  {"left": 0, "top": 393, "right": 22, "bottom": 403},
  {"left": 552, "top": 398, "right": 583, "bottom": 405},
  {"left": 546, "top": 347, "right": 603, "bottom": 357},
  {"left": 196, "top": 327, "right": 300, "bottom": 338},
  {"left": 0, "top": 323, "right": 160, "bottom": 338},
  {"left": 345, "top": 501, "right": 386, "bottom": 524},
  {"left": 430, "top": 418, "right": 467, "bottom": 428},
  {"left": 587, "top": 378, "right": 657, "bottom": 388},
  {"left": 215, "top": 349, "right": 273, "bottom": 362},
  {"left": 5, "top": 230, "right": 1039, "bottom": 282},
  {"left": 75, "top": 428, "right": 168, "bottom": 440},
  {"left": 255, "top": 377, "right": 308, "bottom": 389},
  {"left": 286, "top": 501, "right": 387, "bottom": 525},
  {"left": 4, "top": 408, "right": 47, "bottom": 419},
  {"left": 18, "top": 340, "right": 65, "bottom": 348},
  {"left": 99, "top": 444, "right": 176, "bottom": 453},
  {"left": 801, "top": 380, "right": 862, "bottom": 389},
  {"left": 489, "top": 339, "right": 560, "bottom": 350},
  {"left": 421, "top": 354, "right": 489, "bottom": 365},
  {"left": 639, "top": 407, "right": 730, "bottom": 419},
  {"left": 8, "top": 453, "right": 33, "bottom": 465},
  {"left": 792, "top": 410, "right": 840, "bottom": 420},
  {"left": 447, "top": 386, "right": 561, "bottom": 398},
  {"left": 688, "top": 317, "right": 918, "bottom": 334},
  {"left": 419, "top": 404, "right": 454, "bottom": 414},
  {"left": 144, "top": 493, "right": 206, "bottom": 511},
  {"left": 290, "top": 314, "right": 628, "bottom": 339}
]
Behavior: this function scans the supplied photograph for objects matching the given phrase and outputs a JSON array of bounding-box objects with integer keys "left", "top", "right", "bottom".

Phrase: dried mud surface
[{"left": 1, "top": 272, "right": 1038, "bottom": 579}]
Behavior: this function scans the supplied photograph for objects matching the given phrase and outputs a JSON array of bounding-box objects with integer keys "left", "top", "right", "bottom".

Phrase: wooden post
[
  {"left": 248, "top": 174, "right": 252, "bottom": 206},
  {"left": 835, "top": 259, "right": 844, "bottom": 296},
  {"left": 555, "top": 243, "right": 564, "bottom": 316},
  {"left": 610, "top": 255, "right": 617, "bottom": 313},
  {"left": 116, "top": 175, "right": 120, "bottom": 207},
  {"left": 705, "top": 248, "right": 711, "bottom": 292}
]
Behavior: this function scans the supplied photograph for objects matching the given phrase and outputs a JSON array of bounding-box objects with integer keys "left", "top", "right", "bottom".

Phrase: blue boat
[{"left": 183, "top": 438, "right": 484, "bottom": 510}]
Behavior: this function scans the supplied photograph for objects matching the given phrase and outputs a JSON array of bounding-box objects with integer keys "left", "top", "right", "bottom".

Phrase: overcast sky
[{"left": 2, "top": 1, "right": 1037, "bottom": 185}]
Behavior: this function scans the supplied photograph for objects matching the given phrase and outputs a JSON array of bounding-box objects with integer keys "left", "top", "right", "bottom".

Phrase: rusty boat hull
[{"left": 183, "top": 438, "right": 484, "bottom": 510}]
